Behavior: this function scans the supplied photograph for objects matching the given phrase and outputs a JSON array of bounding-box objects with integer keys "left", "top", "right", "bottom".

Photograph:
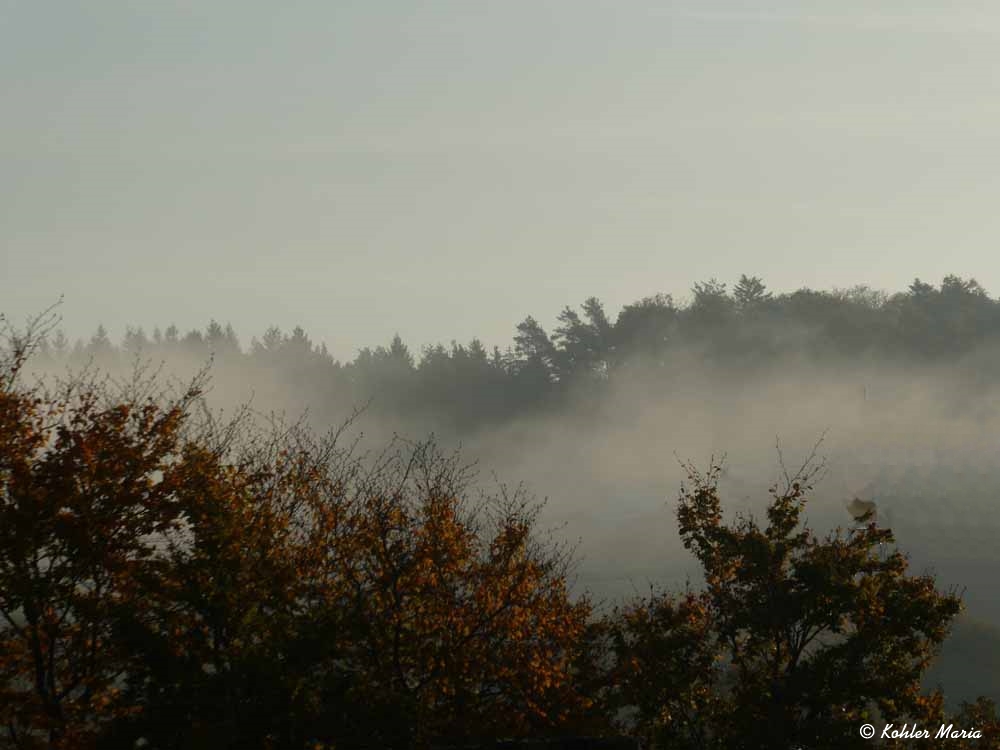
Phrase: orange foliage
[{"left": 0, "top": 317, "right": 598, "bottom": 748}]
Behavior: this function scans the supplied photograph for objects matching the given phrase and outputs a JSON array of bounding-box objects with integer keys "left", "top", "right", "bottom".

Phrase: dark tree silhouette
[
  {"left": 613, "top": 452, "right": 962, "bottom": 750},
  {"left": 42, "top": 273, "right": 1000, "bottom": 436},
  {"left": 0, "top": 315, "right": 600, "bottom": 749}
]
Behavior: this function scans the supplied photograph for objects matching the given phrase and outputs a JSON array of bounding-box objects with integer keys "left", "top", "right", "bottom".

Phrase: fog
[
  {"left": 426, "top": 361, "right": 1000, "bottom": 612},
  {"left": 8, "top": 2, "right": 1000, "bottom": 739},
  {"left": 17, "top": 277, "right": 1000, "bottom": 713}
]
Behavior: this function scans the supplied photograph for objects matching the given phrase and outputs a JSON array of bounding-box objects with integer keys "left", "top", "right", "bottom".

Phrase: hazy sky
[{"left": 4, "top": 1, "right": 1000, "bottom": 359}]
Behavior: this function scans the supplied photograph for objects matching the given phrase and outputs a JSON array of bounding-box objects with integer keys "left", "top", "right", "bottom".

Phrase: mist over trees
[
  {"left": 3, "top": 311, "right": 996, "bottom": 749},
  {"left": 7, "top": 276, "right": 1000, "bottom": 745},
  {"left": 0, "top": 316, "right": 599, "bottom": 748},
  {"left": 33, "top": 275, "right": 1000, "bottom": 440}
]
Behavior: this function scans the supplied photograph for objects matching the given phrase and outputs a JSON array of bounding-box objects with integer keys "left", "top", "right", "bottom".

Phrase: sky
[{"left": 4, "top": 0, "right": 1000, "bottom": 360}]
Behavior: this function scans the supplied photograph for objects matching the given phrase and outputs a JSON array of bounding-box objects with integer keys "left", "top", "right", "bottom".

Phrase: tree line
[
  {"left": 31, "top": 275, "right": 1000, "bottom": 435},
  {"left": 2, "top": 309, "right": 999, "bottom": 749}
]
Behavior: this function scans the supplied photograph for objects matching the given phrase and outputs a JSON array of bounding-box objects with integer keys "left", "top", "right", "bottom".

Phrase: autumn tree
[
  {"left": 610, "top": 589, "right": 720, "bottom": 749},
  {"left": 102, "top": 415, "right": 351, "bottom": 749},
  {"left": 118, "top": 434, "right": 603, "bottom": 748},
  {"left": 949, "top": 697, "right": 1000, "bottom": 748},
  {"left": 0, "top": 311, "right": 602, "bottom": 749},
  {"left": 311, "top": 441, "right": 598, "bottom": 747},
  {"left": 0, "top": 309, "right": 205, "bottom": 747},
  {"left": 613, "top": 449, "right": 963, "bottom": 750}
]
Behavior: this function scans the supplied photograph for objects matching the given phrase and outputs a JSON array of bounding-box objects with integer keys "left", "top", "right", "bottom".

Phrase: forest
[
  {"left": 33, "top": 275, "right": 1000, "bottom": 436},
  {"left": 4, "top": 275, "right": 1000, "bottom": 748}
]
